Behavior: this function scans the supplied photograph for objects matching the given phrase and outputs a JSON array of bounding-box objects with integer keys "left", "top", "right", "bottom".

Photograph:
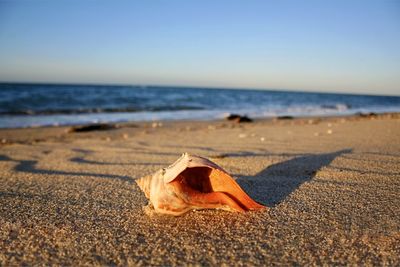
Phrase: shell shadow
[{"left": 236, "top": 149, "right": 352, "bottom": 207}]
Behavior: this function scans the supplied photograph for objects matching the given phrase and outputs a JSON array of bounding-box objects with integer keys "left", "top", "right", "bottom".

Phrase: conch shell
[{"left": 136, "top": 153, "right": 265, "bottom": 216}]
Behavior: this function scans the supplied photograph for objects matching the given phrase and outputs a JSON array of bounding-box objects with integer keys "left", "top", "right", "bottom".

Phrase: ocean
[{"left": 0, "top": 83, "right": 399, "bottom": 128}]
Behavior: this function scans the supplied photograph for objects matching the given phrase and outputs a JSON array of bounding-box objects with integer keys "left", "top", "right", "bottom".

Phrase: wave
[
  {"left": 1, "top": 105, "right": 399, "bottom": 129},
  {"left": 0, "top": 105, "right": 205, "bottom": 115}
]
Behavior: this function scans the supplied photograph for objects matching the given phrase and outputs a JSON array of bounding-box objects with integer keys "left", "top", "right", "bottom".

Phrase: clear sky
[{"left": 0, "top": 0, "right": 399, "bottom": 95}]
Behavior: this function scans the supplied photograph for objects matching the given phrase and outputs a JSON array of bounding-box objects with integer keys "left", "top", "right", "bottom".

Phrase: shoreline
[
  {"left": 0, "top": 110, "right": 400, "bottom": 130},
  {"left": 1, "top": 112, "right": 399, "bottom": 265},
  {"left": 1, "top": 112, "right": 398, "bottom": 146}
]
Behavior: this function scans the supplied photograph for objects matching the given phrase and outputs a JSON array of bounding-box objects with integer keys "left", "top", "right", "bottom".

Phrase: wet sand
[{"left": 0, "top": 114, "right": 399, "bottom": 265}]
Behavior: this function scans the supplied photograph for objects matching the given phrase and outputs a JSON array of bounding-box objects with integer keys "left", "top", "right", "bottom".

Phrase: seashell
[{"left": 136, "top": 153, "right": 265, "bottom": 216}]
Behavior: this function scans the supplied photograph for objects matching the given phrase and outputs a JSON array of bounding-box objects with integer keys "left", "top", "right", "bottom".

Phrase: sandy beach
[{"left": 0, "top": 113, "right": 399, "bottom": 265}]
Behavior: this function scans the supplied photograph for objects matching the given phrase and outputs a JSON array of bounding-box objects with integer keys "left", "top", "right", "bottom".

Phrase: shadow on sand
[
  {"left": 236, "top": 149, "right": 352, "bottom": 207},
  {"left": 0, "top": 155, "right": 134, "bottom": 183}
]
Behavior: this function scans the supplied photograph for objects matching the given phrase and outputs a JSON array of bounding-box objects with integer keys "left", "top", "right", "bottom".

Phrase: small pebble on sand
[
  {"left": 238, "top": 133, "right": 247, "bottom": 138},
  {"left": 327, "top": 129, "right": 333, "bottom": 134}
]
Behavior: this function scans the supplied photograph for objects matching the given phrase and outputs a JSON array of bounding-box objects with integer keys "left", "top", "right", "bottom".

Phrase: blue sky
[{"left": 0, "top": 0, "right": 399, "bottom": 95}]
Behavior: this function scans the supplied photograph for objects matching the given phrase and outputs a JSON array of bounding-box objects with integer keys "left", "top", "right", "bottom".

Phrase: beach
[{"left": 0, "top": 113, "right": 399, "bottom": 265}]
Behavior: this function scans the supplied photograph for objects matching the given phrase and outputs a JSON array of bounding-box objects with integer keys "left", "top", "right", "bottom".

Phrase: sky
[{"left": 0, "top": 0, "right": 399, "bottom": 95}]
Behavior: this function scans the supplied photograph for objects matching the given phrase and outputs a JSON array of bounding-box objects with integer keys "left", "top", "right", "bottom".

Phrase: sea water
[{"left": 0, "top": 83, "right": 399, "bottom": 128}]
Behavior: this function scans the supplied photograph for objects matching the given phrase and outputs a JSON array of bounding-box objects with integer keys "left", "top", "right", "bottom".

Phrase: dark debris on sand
[
  {"left": 68, "top": 123, "right": 118, "bottom": 133},
  {"left": 225, "top": 114, "right": 253, "bottom": 123}
]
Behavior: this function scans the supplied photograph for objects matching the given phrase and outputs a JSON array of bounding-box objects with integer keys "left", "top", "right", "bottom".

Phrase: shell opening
[{"left": 174, "top": 167, "right": 264, "bottom": 211}]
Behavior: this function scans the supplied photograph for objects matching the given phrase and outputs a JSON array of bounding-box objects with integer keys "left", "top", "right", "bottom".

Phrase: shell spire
[{"left": 135, "top": 175, "right": 151, "bottom": 199}]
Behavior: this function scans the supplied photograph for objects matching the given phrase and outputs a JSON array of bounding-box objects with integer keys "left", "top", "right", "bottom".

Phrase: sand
[{"left": 0, "top": 114, "right": 399, "bottom": 266}]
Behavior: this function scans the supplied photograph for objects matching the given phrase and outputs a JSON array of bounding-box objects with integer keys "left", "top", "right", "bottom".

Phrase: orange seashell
[{"left": 136, "top": 153, "right": 265, "bottom": 216}]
